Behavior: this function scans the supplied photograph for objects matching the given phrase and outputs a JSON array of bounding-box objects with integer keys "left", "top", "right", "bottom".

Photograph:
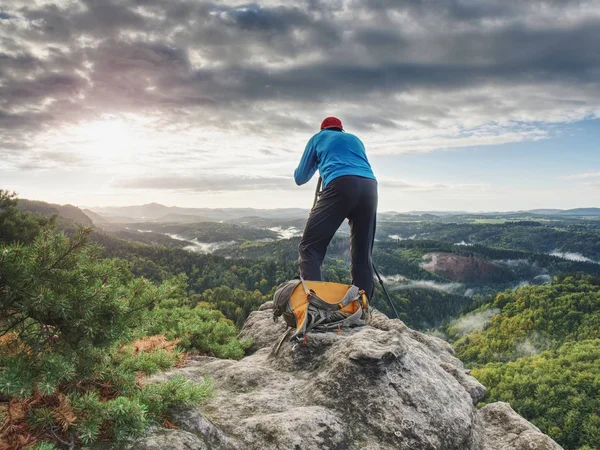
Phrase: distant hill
[
  {"left": 406, "top": 210, "right": 470, "bottom": 216},
  {"left": 89, "top": 203, "right": 309, "bottom": 223},
  {"left": 514, "top": 208, "right": 600, "bottom": 217},
  {"left": 409, "top": 209, "right": 599, "bottom": 217},
  {"left": 82, "top": 208, "right": 107, "bottom": 225},
  {"left": 559, "top": 207, "right": 600, "bottom": 216},
  {"left": 525, "top": 209, "right": 564, "bottom": 215},
  {"left": 156, "top": 213, "right": 216, "bottom": 223},
  {"left": 18, "top": 199, "right": 94, "bottom": 227},
  {"left": 86, "top": 203, "right": 600, "bottom": 223}
]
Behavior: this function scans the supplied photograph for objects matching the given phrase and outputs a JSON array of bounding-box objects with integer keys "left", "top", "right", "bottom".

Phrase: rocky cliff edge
[{"left": 132, "top": 303, "right": 563, "bottom": 450}]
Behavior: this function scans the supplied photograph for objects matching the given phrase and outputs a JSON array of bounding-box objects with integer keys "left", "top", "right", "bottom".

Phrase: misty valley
[
  {"left": 13, "top": 197, "right": 600, "bottom": 331},
  {"left": 2, "top": 194, "right": 600, "bottom": 450}
]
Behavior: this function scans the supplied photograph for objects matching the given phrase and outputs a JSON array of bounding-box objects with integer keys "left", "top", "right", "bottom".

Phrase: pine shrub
[
  {"left": 0, "top": 227, "right": 215, "bottom": 448},
  {"left": 142, "top": 298, "right": 251, "bottom": 359}
]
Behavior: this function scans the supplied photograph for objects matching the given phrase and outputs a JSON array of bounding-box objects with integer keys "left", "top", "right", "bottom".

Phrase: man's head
[{"left": 320, "top": 117, "right": 343, "bottom": 131}]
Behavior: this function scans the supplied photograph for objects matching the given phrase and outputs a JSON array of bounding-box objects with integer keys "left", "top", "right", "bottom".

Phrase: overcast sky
[{"left": 1, "top": 0, "right": 600, "bottom": 211}]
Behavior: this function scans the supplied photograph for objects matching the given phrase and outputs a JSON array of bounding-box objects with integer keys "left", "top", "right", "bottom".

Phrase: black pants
[{"left": 298, "top": 175, "right": 378, "bottom": 299}]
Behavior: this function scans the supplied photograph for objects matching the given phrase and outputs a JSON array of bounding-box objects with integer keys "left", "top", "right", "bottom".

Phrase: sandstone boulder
[{"left": 133, "top": 305, "right": 563, "bottom": 450}]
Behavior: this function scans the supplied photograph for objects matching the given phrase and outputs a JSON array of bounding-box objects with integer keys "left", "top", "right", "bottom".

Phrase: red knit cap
[{"left": 320, "top": 116, "right": 343, "bottom": 130}]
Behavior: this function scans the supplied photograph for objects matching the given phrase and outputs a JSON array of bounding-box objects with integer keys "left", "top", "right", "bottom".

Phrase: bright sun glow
[{"left": 75, "top": 119, "right": 137, "bottom": 161}]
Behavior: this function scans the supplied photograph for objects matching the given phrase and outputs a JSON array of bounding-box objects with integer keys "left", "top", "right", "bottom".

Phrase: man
[{"left": 294, "top": 116, "right": 378, "bottom": 299}]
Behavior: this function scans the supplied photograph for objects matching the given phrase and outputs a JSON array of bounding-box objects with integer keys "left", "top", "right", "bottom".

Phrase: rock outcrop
[
  {"left": 421, "top": 252, "right": 515, "bottom": 284},
  {"left": 134, "top": 303, "right": 563, "bottom": 450}
]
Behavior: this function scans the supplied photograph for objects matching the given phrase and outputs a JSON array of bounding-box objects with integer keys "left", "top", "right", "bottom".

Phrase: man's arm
[{"left": 294, "top": 137, "right": 318, "bottom": 185}]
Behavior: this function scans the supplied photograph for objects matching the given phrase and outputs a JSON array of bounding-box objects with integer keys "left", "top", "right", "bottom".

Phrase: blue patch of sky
[{"left": 372, "top": 118, "right": 600, "bottom": 189}]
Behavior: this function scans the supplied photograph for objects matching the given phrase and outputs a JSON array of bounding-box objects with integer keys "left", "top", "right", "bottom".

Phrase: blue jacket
[{"left": 294, "top": 129, "right": 376, "bottom": 187}]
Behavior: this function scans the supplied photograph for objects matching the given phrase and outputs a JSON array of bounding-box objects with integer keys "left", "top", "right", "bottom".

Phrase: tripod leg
[
  {"left": 312, "top": 177, "right": 323, "bottom": 209},
  {"left": 372, "top": 264, "right": 401, "bottom": 320}
]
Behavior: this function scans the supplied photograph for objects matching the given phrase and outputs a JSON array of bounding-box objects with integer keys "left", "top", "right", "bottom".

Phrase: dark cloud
[
  {"left": 3, "top": 4, "right": 73, "bottom": 43},
  {"left": 0, "top": 51, "right": 44, "bottom": 77},
  {"left": 1, "top": 73, "right": 86, "bottom": 107},
  {"left": 351, "top": 0, "right": 586, "bottom": 22},
  {"left": 225, "top": 4, "right": 311, "bottom": 32},
  {"left": 0, "top": 109, "right": 55, "bottom": 132},
  {"left": 1, "top": 0, "right": 599, "bottom": 164}
]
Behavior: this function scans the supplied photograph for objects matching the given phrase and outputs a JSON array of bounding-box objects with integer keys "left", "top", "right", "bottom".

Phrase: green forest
[
  {"left": 448, "top": 276, "right": 600, "bottom": 450},
  {"left": 376, "top": 220, "right": 600, "bottom": 260},
  {"left": 2, "top": 191, "right": 600, "bottom": 449}
]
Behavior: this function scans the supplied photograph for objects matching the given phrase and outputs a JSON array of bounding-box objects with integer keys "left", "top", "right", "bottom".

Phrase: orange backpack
[{"left": 272, "top": 277, "right": 371, "bottom": 342}]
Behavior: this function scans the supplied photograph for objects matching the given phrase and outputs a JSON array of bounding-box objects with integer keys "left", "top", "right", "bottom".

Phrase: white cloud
[
  {"left": 549, "top": 251, "right": 596, "bottom": 263},
  {"left": 378, "top": 177, "right": 489, "bottom": 192},
  {"left": 382, "top": 274, "right": 463, "bottom": 294},
  {"left": 2, "top": 0, "right": 600, "bottom": 208},
  {"left": 560, "top": 172, "right": 600, "bottom": 180},
  {"left": 451, "top": 308, "right": 501, "bottom": 336},
  {"left": 116, "top": 173, "right": 294, "bottom": 192}
]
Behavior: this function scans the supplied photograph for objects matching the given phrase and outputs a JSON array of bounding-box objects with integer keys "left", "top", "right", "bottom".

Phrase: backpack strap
[
  {"left": 273, "top": 279, "right": 301, "bottom": 321},
  {"left": 313, "top": 305, "right": 368, "bottom": 332},
  {"left": 299, "top": 276, "right": 310, "bottom": 295},
  {"left": 340, "top": 285, "right": 362, "bottom": 308},
  {"left": 271, "top": 327, "right": 294, "bottom": 357},
  {"left": 300, "top": 297, "right": 370, "bottom": 335},
  {"left": 300, "top": 277, "right": 362, "bottom": 311}
]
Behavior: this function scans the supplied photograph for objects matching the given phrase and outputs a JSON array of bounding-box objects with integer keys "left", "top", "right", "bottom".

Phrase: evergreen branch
[
  {"left": 21, "top": 229, "right": 91, "bottom": 293},
  {"left": 0, "top": 315, "right": 29, "bottom": 338}
]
